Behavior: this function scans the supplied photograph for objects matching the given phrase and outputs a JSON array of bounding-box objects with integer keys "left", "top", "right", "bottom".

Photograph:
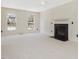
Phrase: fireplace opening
[{"left": 54, "top": 24, "right": 68, "bottom": 41}]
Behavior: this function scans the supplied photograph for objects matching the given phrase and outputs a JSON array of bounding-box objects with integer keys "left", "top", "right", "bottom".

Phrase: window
[
  {"left": 27, "top": 15, "right": 35, "bottom": 30},
  {"left": 7, "top": 14, "right": 16, "bottom": 31}
]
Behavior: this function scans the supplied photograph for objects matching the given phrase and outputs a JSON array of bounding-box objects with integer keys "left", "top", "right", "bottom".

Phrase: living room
[{"left": 1, "top": 0, "right": 78, "bottom": 59}]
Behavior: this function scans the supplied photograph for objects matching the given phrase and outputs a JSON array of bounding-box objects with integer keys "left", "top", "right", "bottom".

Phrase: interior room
[{"left": 1, "top": 0, "right": 78, "bottom": 59}]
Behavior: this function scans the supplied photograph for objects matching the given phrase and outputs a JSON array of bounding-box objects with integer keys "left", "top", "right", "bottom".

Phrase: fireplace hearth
[{"left": 54, "top": 24, "right": 68, "bottom": 41}]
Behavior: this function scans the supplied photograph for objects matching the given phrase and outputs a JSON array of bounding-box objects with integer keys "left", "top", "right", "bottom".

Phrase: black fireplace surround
[{"left": 54, "top": 24, "right": 68, "bottom": 41}]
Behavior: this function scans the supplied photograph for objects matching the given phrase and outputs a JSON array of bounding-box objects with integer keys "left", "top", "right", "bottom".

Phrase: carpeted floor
[{"left": 1, "top": 33, "right": 78, "bottom": 59}]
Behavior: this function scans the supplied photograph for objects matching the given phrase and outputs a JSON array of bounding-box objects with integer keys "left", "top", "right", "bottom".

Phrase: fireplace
[{"left": 54, "top": 24, "right": 68, "bottom": 41}]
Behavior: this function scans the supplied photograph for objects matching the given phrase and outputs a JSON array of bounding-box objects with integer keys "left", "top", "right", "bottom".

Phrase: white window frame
[
  {"left": 7, "top": 13, "right": 16, "bottom": 31},
  {"left": 27, "top": 15, "right": 35, "bottom": 30}
]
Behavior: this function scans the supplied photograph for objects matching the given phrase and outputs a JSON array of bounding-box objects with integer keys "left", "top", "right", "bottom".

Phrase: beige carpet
[{"left": 1, "top": 33, "right": 78, "bottom": 59}]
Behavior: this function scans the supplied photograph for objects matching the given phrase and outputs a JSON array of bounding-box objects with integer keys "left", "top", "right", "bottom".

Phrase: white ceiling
[{"left": 1, "top": 0, "right": 74, "bottom": 12}]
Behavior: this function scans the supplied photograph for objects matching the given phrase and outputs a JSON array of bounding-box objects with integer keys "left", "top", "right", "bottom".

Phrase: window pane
[
  {"left": 7, "top": 14, "right": 16, "bottom": 31},
  {"left": 27, "top": 15, "right": 35, "bottom": 30},
  {"left": 7, "top": 27, "right": 16, "bottom": 30}
]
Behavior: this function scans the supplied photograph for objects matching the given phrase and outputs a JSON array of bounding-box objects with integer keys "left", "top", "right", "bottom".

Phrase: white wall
[
  {"left": 40, "top": 0, "right": 78, "bottom": 42},
  {"left": 1, "top": 7, "right": 40, "bottom": 36}
]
